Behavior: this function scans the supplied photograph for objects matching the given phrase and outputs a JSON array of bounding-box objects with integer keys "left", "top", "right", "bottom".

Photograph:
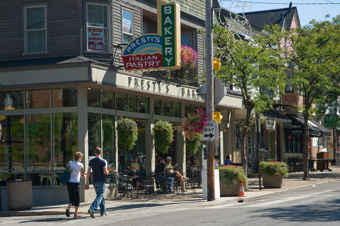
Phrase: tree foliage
[
  {"left": 213, "top": 24, "right": 288, "bottom": 175},
  {"left": 288, "top": 16, "right": 340, "bottom": 179}
]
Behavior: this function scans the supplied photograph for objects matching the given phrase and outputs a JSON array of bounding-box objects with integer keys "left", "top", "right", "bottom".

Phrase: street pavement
[{"left": 1, "top": 166, "right": 339, "bottom": 217}]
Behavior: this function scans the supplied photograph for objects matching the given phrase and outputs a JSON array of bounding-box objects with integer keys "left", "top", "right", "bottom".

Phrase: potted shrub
[
  {"left": 153, "top": 120, "right": 174, "bottom": 154},
  {"left": 219, "top": 165, "right": 247, "bottom": 196},
  {"left": 260, "top": 161, "right": 288, "bottom": 188}
]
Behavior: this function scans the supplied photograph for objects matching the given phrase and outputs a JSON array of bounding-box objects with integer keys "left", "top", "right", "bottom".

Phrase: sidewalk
[{"left": 1, "top": 166, "right": 340, "bottom": 217}]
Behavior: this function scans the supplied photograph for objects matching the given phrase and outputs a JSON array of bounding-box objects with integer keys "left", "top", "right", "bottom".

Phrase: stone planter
[
  {"left": 6, "top": 180, "right": 33, "bottom": 210},
  {"left": 220, "top": 181, "right": 240, "bottom": 196},
  {"left": 263, "top": 175, "right": 283, "bottom": 188}
]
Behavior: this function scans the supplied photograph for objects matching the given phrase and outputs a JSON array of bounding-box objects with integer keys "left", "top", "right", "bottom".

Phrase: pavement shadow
[
  {"left": 251, "top": 199, "right": 340, "bottom": 222},
  {"left": 106, "top": 203, "right": 168, "bottom": 211}
]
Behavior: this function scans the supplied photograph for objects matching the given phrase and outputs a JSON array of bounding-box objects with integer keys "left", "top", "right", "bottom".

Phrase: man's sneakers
[
  {"left": 88, "top": 209, "right": 95, "bottom": 218},
  {"left": 101, "top": 213, "right": 108, "bottom": 217},
  {"left": 66, "top": 208, "right": 70, "bottom": 217}
]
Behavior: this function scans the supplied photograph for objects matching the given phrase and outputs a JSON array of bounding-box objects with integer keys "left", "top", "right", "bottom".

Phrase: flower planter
[
  {"left": 220, "top": 181, "right": 240, "bottom": 196},
  {"left": 263, "top": 175, "right": 283, "bottom": 188}
]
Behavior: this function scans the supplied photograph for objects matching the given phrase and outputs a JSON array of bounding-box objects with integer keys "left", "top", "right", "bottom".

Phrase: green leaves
[
  {"left": 117, "top": 118, "right": 138, "bottom": 152},
  {"left": 153, "top": 120, "right": 174, "bottom": 154}
]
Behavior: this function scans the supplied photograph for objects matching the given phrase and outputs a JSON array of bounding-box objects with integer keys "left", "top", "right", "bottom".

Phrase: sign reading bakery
[{"left": 122, "top": 1, "right": 181, "bottom": 71}]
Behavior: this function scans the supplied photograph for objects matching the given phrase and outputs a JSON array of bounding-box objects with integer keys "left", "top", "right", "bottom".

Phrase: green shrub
[
  {"left": 219, "top": 165, "right": 247, "bottom": 187},
  {"left": 260, "top": 161, "right": 288, "bottom": 177},
  {"left": 153, "top": 120, "right": 174, "bottom": 154}
]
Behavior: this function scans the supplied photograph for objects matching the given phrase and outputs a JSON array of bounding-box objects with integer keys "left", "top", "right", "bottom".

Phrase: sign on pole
[{"left": 203, "top": 120, "right": 218, "bottom": 141}]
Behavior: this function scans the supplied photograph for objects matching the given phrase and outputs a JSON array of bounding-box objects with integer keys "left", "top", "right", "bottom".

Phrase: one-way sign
[{"left": 202, "top": 120, "right": 218, "bottom": 141}]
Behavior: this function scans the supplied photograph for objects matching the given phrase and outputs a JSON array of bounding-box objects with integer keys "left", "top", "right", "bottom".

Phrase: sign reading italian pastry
[{"left": 122, "top": 1, "right": 181, "bottom": 71}]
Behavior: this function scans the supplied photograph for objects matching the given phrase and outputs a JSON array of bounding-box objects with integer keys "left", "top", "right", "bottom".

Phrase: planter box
[
  {"left": 220, "top": 181, "right": 240, "bottom": 196},
  {"left": 263, "top": 175, "right": 283, "bottom": 188},
  {"left": 6, "top": 180, "right": 33, "bottom": 210}
]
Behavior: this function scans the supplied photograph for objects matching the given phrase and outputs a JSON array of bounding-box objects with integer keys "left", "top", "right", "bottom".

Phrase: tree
[
  {"left": 288, "top": 16, "right": 340, "bottom": 180},
  {"left": 214, "top": 24, "right": 288, "bottom": 176}
]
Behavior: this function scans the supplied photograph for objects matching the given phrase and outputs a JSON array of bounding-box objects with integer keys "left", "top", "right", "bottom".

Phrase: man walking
[{"left": 85, "top": 147, "right": 110, "bottom": 218}]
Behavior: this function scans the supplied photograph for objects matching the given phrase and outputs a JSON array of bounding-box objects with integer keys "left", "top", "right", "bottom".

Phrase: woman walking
[{"left": 66, "top": 152, "right": 85, "bottom": 218}]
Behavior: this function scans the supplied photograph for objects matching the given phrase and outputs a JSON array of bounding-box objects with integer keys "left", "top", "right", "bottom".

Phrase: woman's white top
[{"left": 69, "top": 161, "right": 83, "bottom": 183}]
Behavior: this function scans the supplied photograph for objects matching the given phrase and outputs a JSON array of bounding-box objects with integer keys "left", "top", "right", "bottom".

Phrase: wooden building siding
[
  {"left": 0, "top": 0, "right": 80, "bottom": 61},
  {"left": 137, "top": 0, "right": 206, "bottom": 20},
  {"left": 0, "top": 1, "right": 25, "bottom": 61},
  {"left": 48, "top": 0, "right": 80, "bottom": 57}
]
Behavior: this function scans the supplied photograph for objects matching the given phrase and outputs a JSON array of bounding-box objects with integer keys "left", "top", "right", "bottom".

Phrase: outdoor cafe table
[
  {"left": 115, "top": 174, "right": 139, "bottom": 199},
  {"left": 309, "top": 158, "right": 334, "bottom": 172}
]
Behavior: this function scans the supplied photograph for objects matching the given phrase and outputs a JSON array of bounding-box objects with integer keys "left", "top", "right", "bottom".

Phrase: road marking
[
  {"left": 246, "top": 190, "right": 333, "bottom": 207},
  {"left": 205, "top": 190, "right": 334, "bottom": 209}
]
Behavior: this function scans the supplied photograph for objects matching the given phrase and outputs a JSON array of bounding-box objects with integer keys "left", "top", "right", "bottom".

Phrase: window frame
[
  {"left": 122, "top": 10, "right": 133, "bottom": 44},
  {"left": 24, "top": 5, "right": 47, "bottom": 54},
  {"left": 86, "top": 2, "right": 111, "bottom": 53}
]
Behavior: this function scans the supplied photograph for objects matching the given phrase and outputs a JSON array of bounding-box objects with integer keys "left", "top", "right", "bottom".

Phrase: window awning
[
  {"left": 309, "top": 118, "right": 332, "bottom": 137},
  {"left": 262, "top": 109, "right": 291, "bottom": 123},
  {"left": 286, "top": 114, "right": 331, "bottom": 137}
]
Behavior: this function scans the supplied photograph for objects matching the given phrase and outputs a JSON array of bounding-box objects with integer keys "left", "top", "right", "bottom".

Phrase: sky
[{"left": 220, "top": 0, "right": 340, "bottom": 27}]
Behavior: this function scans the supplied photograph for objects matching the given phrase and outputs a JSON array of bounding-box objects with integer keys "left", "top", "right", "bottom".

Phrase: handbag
[{"left": 59, "top": 162, "right": 71, "bottom": 185}]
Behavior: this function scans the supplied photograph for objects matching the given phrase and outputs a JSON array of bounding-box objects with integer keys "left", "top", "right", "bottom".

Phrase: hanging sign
[
  {"left": 88, "top": 23, "right": 104, "bottom": 51},
  {"left": 122, "top": 1, "right": 180, "bottom": 71},
  {"left": 266, "top": 120, "right": 276, "bottom": 131}
]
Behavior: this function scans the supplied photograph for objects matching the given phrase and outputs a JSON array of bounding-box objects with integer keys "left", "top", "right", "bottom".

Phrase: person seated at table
[
  {"left": 224, "top": 155, "right": 232, "bottom": 166},
  {"left": 140, "top": 157, "right": 147, "bottom": 179},
  {"left": 214, "top": 156, "right": 220, "bottom": 168},
  {"left": 155, "top": 158, "right": 167, "bottom": 192},
  {"left": 129, "top": 156, "right": 141, "bottom": 190},
  {"left": 165, "top": 156, "right": 188, "bottom": 193}
]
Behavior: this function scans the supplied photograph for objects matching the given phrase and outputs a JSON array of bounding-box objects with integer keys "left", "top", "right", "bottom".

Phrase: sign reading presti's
[{"left": 122, "top": 1, "right": 180, "bottom": 71}]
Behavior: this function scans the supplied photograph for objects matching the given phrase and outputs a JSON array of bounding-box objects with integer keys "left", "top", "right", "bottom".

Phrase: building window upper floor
[
  {"left": 122, "top": 10, "right": 133, "bottom": 44},
  {"left": 24, "top": 5, "right": 47, "bottom": 54},
  {"left": 86, "top": 3, "right": 110, "bottom": 53}
]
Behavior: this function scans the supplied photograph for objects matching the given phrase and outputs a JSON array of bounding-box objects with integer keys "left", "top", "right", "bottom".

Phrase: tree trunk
[
  {"left": 240, "top": 108, "right": 252, "bottom": 178},
  {"left": 303, "top": 109, "right": 310, "bottom": 180}
]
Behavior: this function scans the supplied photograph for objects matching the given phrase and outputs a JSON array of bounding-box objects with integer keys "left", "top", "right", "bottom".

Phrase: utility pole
[{"left": 206, "top": 0, "right": 215, "bottom": 201}]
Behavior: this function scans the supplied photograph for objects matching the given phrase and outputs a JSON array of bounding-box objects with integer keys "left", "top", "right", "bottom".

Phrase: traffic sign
[{"left": 202, "top": 120, "right": 218, "bottom": 141}]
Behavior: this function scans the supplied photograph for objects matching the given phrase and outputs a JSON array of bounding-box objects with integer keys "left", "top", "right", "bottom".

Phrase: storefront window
[
  {"left": 154, "top": 99, "right": 162, "bottom": 115},
  {"left": 88, "top": 113, "right": 101, "bottom": 156},
  {"left": 102, "top": 115, "right": 115, "bottom": 165},
  {"left": 0, "top": 173, "right": 24, "bottom": 185},
  {"left": 0, "top": 91, "right": 24, "bottom": 110},
  {"left": 102, "top": 91, "right": 115, "bottom": 109},
  {"left": 87, "top": 3, "right": 109, "bottom": 52},
  {"left": 27, "top": 173, "right": 52, "bottom": 186},
  {"left": 139, "top": 97, "right": 149, "bottom": 114},
  {"left": 53, "top": 113, "right": 78, "bottom": 171},
  {"left": 52, "top": 88, "right": 78, "bottom": 107},
  {"left": 0, "top": 115, "right": 24, "bottom": 173},
  {"left": 27, "top": 114, "right": 51, "bottom": 172},
  {"left": 128, "top": 95, "right": 138, "bottom": 112},
  {"left": 26, "top": 89, "right": 50, "bottom": 109},
  {"left": 163, "top": 101, "right": 173, "bottom": 117},
  {"left": 185, "top": 104, "right": 193, "bottom": 116},
  {"left": 174, "top": 102, "right": 181, "bottom": 117},
  {"left": 120, "top": 119, "right": 145, "bottom": 170},
  {"left": 116, "top": 93, "right": 127, "bottom": 111},
  {"left": 87, "top": 88, "right": 100, "bottom": 107}
]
